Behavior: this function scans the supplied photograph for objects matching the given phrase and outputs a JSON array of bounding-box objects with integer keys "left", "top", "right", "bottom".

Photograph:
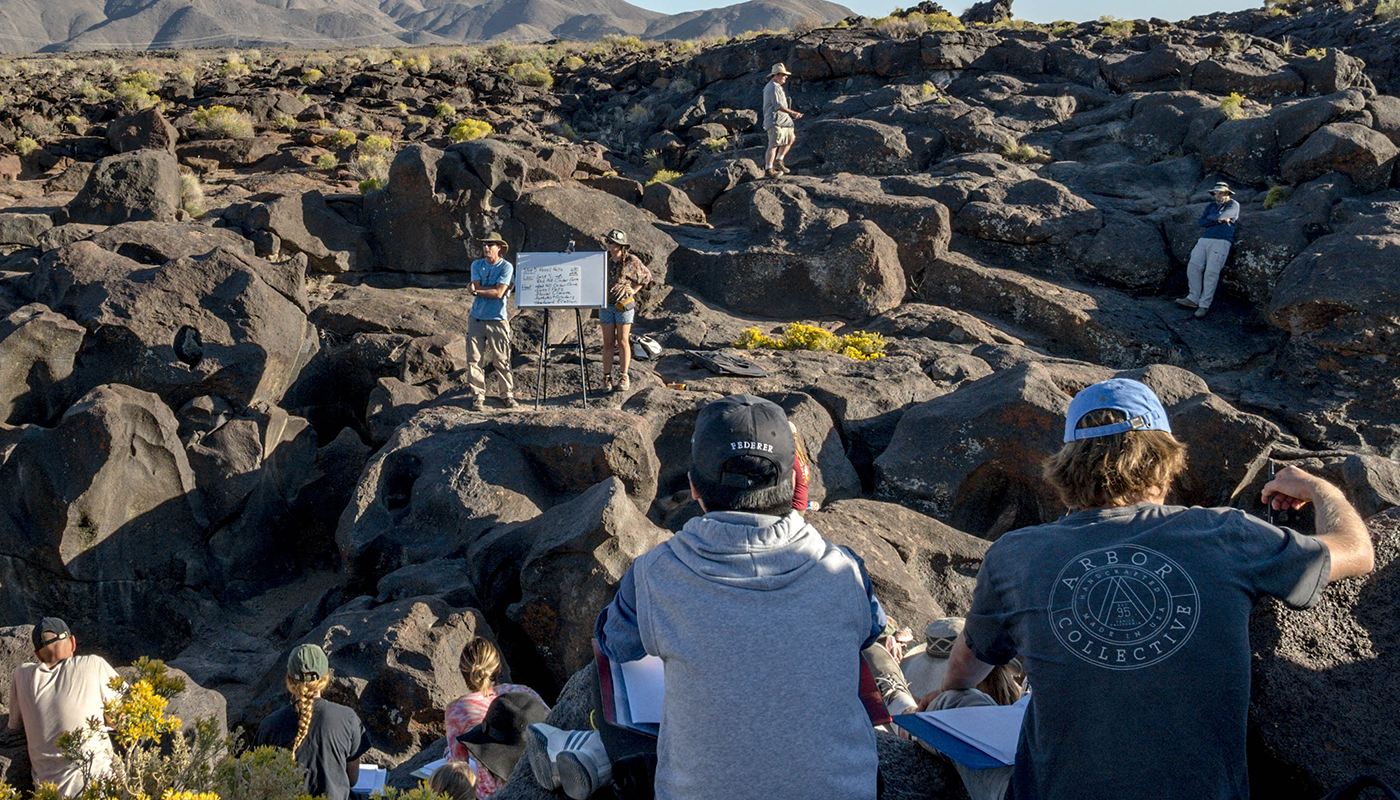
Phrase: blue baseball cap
[{"left": 1064, "top": 379, "right": 1172, "bottom": 442}]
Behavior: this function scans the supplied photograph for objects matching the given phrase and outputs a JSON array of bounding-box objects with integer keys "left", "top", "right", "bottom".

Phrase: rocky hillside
[
  {"left": 0, "top": 0, "right": 853, "bottom": 54},
  {"left": 0, "top": 2, "right": 1398, "bottom": 796}
]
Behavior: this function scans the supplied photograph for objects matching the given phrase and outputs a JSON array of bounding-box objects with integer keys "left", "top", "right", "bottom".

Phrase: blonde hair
[
  {"left": 977, "top": 661, "right": 1024, "bottom": 707},
  {"left": 1042, "top": 409, "right": 1188, "bottom": 510},
  {"left": 460, "top": 638, "right": 501, "bottom": 694},
  {"left": 789, "top": 422, "right": 810, "bottom": 470},
  {"left": 429, "top": 761, "right": 478, "bottom": 800},
  {"left": 285, "top": 673, "right": 332, "bottom": 754}
]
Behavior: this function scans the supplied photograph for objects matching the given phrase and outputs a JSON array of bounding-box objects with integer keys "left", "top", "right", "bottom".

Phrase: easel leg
[
  {"left": 577, "top": 309, "right": 588, "bottom": 408},
  {"left": 535, "top": 312, "right": 548, "bottom": 411}
]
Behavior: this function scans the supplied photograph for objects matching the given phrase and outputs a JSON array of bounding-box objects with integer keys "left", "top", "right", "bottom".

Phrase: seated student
[
  {"left": 458, "top": 693, "right": 549, "bottom": 796},
  {"left": 256, "top": 644, "right": 371, "bottom": 800},
  {"left": 8, "top": 618, "right": 121, "bottom": 798},
  {"left": 429, "top": 761, "right": 478, "bottom": 800},
  {"left": 444, "top": 638, "right": 545, "bottom": 797}
]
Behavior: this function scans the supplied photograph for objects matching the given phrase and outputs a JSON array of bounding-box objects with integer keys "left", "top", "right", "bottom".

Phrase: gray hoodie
[{"left": 598, "top": 510, "right": 882, "bottom": 800}]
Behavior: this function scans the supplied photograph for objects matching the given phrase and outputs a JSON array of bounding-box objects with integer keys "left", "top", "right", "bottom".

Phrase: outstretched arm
[{"left": 1262, "top": 465, "right": 1374, "bottom": 580}]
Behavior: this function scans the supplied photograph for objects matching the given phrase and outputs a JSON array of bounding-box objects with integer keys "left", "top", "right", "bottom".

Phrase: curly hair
[
  {"left": 285, "top": 673, "right": 332, "bottom": 754},
  {"left": 1042, "top": 408, "right": 1188, "bottom": 510},
  {"left": 460, "top": 637, "right": 501, "bottom": 694}
]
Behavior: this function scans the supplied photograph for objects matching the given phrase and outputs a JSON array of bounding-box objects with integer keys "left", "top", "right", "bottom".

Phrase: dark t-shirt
[
  {"left": 256, "top": 699, "right": 372, "bottom": 800},
  {"left": 963, "top": 503, "right": 1330, "bottom": 800}
]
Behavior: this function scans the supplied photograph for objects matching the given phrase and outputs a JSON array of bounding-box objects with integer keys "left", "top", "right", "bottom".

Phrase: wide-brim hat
[
  {"left": 925, "top": 617, "right": 965, "bottom": 658},
  {"left": 477, "top": 232, "right": 509, "bottom": 249},
  {"left": 457, "top": 692, "right": 548, "bottom": 779},
  {"left": 605, "top": 229, "right": 630, "bottom": 248},
  {"left": 770, "top": 63, "right": 792, "bottom": 76},
  {"left": 1210, "top": 182, "right": 1233, "bottom": 195}
]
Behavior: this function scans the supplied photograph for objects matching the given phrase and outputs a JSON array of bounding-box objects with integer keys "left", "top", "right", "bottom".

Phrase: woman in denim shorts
[{"left": 600, "top": 229, "right": 652, "bottom": 392}]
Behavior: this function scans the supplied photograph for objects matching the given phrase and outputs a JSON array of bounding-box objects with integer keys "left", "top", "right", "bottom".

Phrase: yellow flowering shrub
[
  {"left": 213, "top": 747, "right": 304, "bottom": 800},
  {"left": 734, "top": 324, "right": 886, "bottom": 360}
]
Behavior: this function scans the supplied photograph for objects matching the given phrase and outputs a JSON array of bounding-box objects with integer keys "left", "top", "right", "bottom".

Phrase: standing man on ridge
[
  {"left": 762, "top": 63, "right": 802, "bottom": 178},
  {"left": 923, "top": 378, "right": 1374, "bottom": 800},
  {"left": 466, "top": 232, "right": 517, "bottom": 411},
  {"left": 1177, "top": 181, "right": 1240, "bottom": 319}
]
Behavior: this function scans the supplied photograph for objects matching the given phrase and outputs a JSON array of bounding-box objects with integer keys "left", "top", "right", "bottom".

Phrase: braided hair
[
  {"left": 285, "top": 673, "right": 332, "bottom": 754},
  {"left": 460, "top": 637, "right": 501, "bottom": 694}
]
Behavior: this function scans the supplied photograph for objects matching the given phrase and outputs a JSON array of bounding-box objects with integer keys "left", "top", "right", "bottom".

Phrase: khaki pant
[
  {"left": 1186, "top": 237, "right": 1232, "bottom": 310},
  {"left": 467, "top": 317, "right": 513, "bottom": 399}
]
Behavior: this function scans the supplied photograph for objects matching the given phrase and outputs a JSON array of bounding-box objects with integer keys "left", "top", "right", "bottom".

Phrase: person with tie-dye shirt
[{"left": 444, "top": 638, "right": 545, "bottom": 797}]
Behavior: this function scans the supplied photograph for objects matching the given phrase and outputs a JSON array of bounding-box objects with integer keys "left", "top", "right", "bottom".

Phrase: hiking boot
[
  {"left": 1194, "top": 307, "right": 1209, "bottom": 318},
  {"left": 618, "top": 374, "right": 630, "bottom": 391},
  {"left": 1175, "top": 297, "right": 1198, "bottom": 309},
  {"left": 775, "top": 162, "right": 791, "bottom": 174},
  {"left": 501, "top": 396, "right": 519, "bottom": 409},
  {"left": 468, "top": 395, "right": 486, "bottom": 411},
  {"left": 602, "top": 374, "right": 613, "bottom": 393},
  {"left": 765, "top": 167, "right": 781, "bottom": 178}
]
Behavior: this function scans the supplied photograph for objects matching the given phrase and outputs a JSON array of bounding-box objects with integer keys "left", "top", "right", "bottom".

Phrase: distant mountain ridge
[{"left": 0, "top": 0, "right": 854, "bottom": 53}]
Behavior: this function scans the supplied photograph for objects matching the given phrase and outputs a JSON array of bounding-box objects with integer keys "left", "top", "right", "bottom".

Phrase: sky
[{"left": 631, "top": 0, "right": 1261, "bottom": 23}]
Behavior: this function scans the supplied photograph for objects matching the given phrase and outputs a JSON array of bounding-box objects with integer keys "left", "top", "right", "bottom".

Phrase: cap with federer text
[
  {"left": 32, "top": 618, "right": 71, "bottom": 651},
  {"left": 1064, "top": 379, "right": 1172, "bottom": 442},
  {"left": 691, "top": 395, "right": 796, "bottom": 489}
]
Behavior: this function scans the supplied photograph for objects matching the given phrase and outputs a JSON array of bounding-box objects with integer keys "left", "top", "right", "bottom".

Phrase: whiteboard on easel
[{"left": 516, "top": 252, "right": 608, "bottom": 309}]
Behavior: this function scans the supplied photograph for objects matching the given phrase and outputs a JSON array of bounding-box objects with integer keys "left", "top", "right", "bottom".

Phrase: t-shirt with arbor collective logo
[{"left": 963, "top": 503, "right": 1330, "bottom": 800}]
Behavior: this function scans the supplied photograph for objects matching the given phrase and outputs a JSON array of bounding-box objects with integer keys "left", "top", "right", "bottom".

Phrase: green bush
[
  {"left": 1099, "top": 15, "right": 1135, "bottom": 38},
  {"left": 507, "top": 61, "right": 553, "bottom": 88},
  {"left": 358, "top": 134, "right": 393, "bottom": 156},
  {"left": 328, "top": 129, "right": 357, "bottom": 149},
  {"left": 561, "top": 55, "right": 585, "bottom": 70},
  {"left": 735, "top": 323, "right": 887, "bottom": 361},
  {"left": 434, "top": 102, "right": 456, "bottom": 120},
  {"left": 406, "top": 54, "right": 432, "bottom": 75},
  {"left": 647, "top": 169, "right": 682, "bottom": 185},
  {"left": 115, "top": 75, "right": 161, "bottom": 111},
  {"left": 1263, "top": 185, "right": 1292, "bottom": 210},
  {"left": 299, "top": 68, "right": 323, "bottom": 84},
  {"left": 449, "top": 119, "right": 493, "bottom": 142},
  {"left": 191, "top": 105, "right": 254, "bottom": 139},
  {"left": 359, "top": 178, "right": 383, "bottom": 193},
  {"left": 219, "top": 56, "right": 250, "bottom": 78},
  {"left": 1377, "top": 0, "right": 1400, "bottom": 20},
  {"left": 315, "top": 153, "right": 339, "bottom": 170},
  {"left": 1001, "top": 142, "right": 1049, "bottom": 163},
  {"left": 350, "top": 154, "right": 390, "bottom": 185},
  {"left": 214, "top": 747, "right": 304, "bottom": 800},
  {"left": 13, "top": 137, "right": 39, "bottom": 157},
  {"left": 181, "top": 174, "right": 206, "bottom": 218},
  {"left": 1219, "top": 92, "right": 1246, "bottom": 120},
  {"left": 271, "top": 112, "right": 297, "bottom": 130}
]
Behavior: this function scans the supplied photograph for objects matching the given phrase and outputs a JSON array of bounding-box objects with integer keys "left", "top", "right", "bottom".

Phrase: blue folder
[{"left": 892, "top": 713, "right": 1016, "bottom": 770}]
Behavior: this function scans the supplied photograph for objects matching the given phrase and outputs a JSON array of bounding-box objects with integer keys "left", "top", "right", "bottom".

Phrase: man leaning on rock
[
  {"left": 921, "top": 378, "right": 1374, "bottom": 800},
  {"left": 1177, "top": 181, "right": 1240, "bottom": 319},
  {"left": 762, "top": 64, "right": 802, "bottom": 178},
  {"left": 9, "top": 619, "right": 122, "bottom": 798}
]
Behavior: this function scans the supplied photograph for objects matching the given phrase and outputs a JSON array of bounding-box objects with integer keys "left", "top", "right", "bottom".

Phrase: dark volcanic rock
[
  {"left": 65, "top": 150, "right": 182, "bottom": 225},
  {"left": 505, "top": 477, "right": 671, "bottom": 686},
  {"left": 29, "top": 242, "right": 315, "bottom": 409},
  {"left": 1249, "top": 509, "right": 1400, "bottom": 794},
  {"left": 0, "top": 303, "right": 84, "bottom": 425},
  {"left": 1280, "top": 122, "right": 1400, "bottom": 194},
  {"left": 106, "top": 107, "right": 178, "bottom": 154}
]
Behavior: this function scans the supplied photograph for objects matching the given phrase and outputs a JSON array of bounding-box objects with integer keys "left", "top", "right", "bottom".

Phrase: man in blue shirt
[
  {"left": 1176, "top": 181, "right": 1241, "bottom": 319},
  {"left": 467, "top": 232, "right": 516, "bottom": 410},
  {"left": 925, "top": 378, "right": 1374, "bottom": 800}
]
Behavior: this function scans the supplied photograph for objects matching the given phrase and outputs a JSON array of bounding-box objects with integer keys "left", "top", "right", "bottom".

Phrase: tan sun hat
[
  {"left": 770, "top": 63, "right": 792, "bottom": 76},
  {"left": 477, "top": 232, "right": 509, "bottom": 249},
  {"left": 1210, "top": 182, "right": 1233, "bottom": 195},
  {"left": 605, "top": 229, "right": 629, "bottom": 248}
]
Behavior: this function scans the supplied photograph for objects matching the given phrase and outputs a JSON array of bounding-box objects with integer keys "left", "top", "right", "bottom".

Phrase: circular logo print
[{"left": 1048, "top": 545, "right": 1200, "bottom": 670}]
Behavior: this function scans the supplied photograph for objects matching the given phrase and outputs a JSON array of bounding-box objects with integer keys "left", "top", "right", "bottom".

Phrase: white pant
[{"left": 1187, "top": 238, "right": 1232, "bottom": 310}]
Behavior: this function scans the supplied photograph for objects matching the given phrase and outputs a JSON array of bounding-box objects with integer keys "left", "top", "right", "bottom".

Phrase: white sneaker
[
  {"left": 526, "top": 723, "right": 566, "bottom": 790},
  {"left": 557, "top": 734, "right": 611, "bottom": 800}
]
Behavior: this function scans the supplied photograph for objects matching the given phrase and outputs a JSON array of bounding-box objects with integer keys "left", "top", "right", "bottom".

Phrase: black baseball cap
[
  {"left": 690, "top": 395, "right": 796, "bottom": 489},
  {"left": 33, "top": 618, "right": 71, "bottom": 650}
]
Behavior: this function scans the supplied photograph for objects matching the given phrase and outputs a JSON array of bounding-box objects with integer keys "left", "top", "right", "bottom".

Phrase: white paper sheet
[
  {"left": 916, "top": 701, "right": 1026, "bottom": 765},
  {"left": 410, "top": 757, "right": 449, "bottom": 780},
  {"left": 617, "top": 655, "right": 666, "bottom": 724},
  {"left": 350, "top": 764, "right": 387, "bottom": 796}
]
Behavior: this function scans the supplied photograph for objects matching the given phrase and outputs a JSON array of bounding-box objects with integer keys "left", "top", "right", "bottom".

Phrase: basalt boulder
[
  {"left": 0, "top": 304, "right": 84, "bottom": 426},
  {"left": 65, "top": 150, "right": 182, "bottom": 225}
]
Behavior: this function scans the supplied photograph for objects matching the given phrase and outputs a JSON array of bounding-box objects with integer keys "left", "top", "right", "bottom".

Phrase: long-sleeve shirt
[{"left": 1197, "top": 199, "right": 1240, "bottom": 243}]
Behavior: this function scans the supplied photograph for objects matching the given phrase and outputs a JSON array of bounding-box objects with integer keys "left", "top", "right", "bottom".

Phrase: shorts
[
  {"left": 767, "top": 126, "right": 796, "bottom": 147},
  {"left": 599, "top": 305, "right": 635, "bottom": 325}
]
